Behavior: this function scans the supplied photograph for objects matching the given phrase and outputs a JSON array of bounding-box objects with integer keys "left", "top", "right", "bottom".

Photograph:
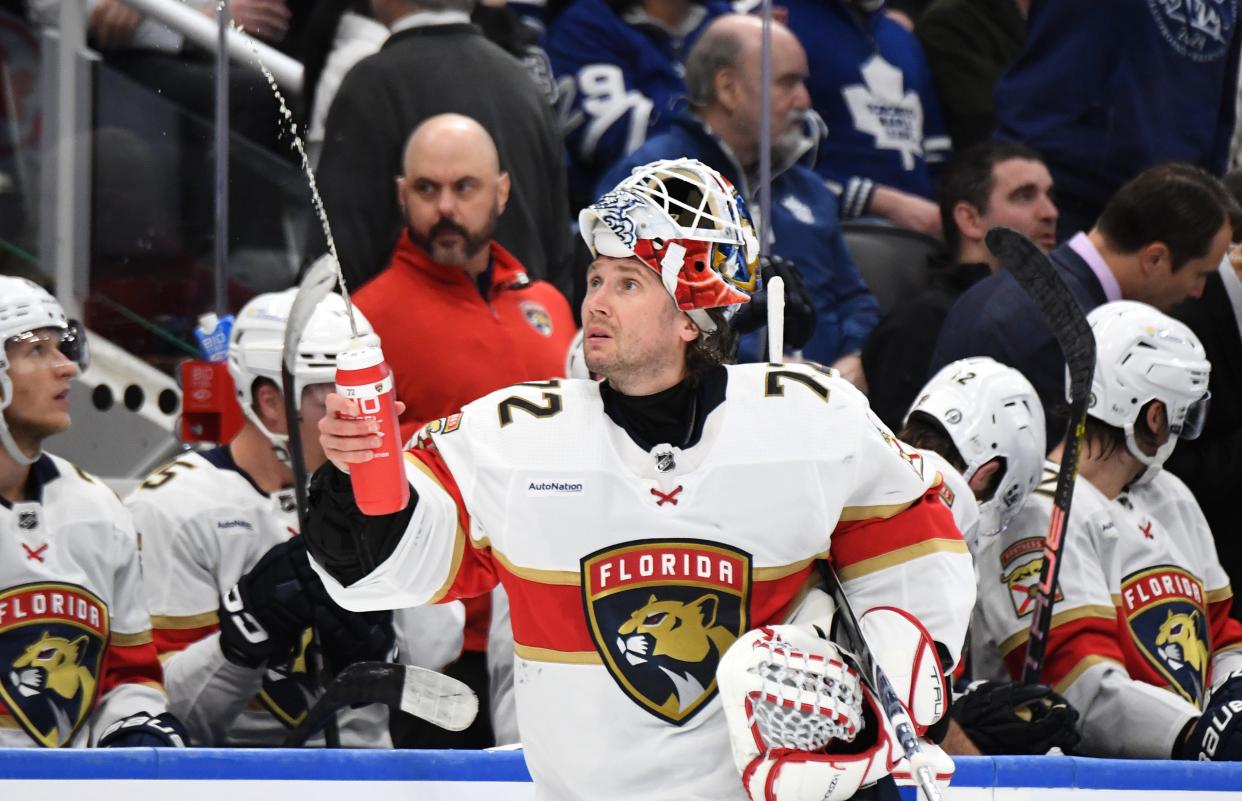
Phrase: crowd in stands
[{"left": 6, "top": 0, "right": 1242, "bottom": 775}]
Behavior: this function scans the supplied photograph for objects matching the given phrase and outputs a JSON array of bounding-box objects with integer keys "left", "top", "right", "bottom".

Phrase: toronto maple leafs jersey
[
  {"left": 314, "top": 362, "right": 974, "bottom": 801},
  {"left": 781, "top": 0, "right": 950, "bottom": 216},
  {"left": 973, "top": 461, "right": 1242, "bottom": 758},
  {"left": 126, "top": 447, "right": 462, "bottom": 747},
  {"left": 0, "top": 454, "right": 170, "bottom": 747}
]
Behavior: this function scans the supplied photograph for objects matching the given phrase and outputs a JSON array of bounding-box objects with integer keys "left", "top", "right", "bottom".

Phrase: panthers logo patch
[
  {"left": 582, "top": 540, "right": 751, "bottom": 725},
  {"left": 519, "top": 301, "right": 554, "bottom": 337},
  {"left": 0, "top": 583, "right": 108, "bottom": 747},
  {"left": 1000, "top": 537, "right": 1062, "bottom": 618},
  {"left": 1121, "top": 566, "right": 1209, "bottom": 706}
]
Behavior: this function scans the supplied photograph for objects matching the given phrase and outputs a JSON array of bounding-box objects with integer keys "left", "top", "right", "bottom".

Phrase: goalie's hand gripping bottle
[{"left": 335, "top": 342, "right": 410, "bottom": 515}]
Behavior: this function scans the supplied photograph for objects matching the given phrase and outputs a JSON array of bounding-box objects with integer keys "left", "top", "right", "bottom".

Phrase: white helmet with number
[
  {"left": 1082, "top": 300, "right": 1210, "bottom": 485},
  {"left": 578, "top": 158, "right": 761, "bottom": 333},
  {"left": 0, "top": 276, "right": 89, "bottom": 464},
  {"left": 907, "top": 357, "right": 1046, "bottom": 536},
  {"left": 227, "top": 288, "right": 376, "bottom": 451}
]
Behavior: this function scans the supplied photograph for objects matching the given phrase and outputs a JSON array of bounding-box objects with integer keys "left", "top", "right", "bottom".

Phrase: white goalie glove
[{"left": 717, "top": 603, "right": 953, "bottom": 801}]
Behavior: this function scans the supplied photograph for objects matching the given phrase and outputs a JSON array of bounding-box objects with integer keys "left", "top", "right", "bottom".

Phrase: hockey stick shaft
[
  {"left": 282, "top": 662, "right": 478, "bottom": 748},
  {"left": 766, "top": 275, "right": 785, "bottom": 365},
  {"left": 983, "top": 227, "right": 1095, "bottom": 685},
  {"left": 819, "top": 562, "right": 941, "bottom": 801}
]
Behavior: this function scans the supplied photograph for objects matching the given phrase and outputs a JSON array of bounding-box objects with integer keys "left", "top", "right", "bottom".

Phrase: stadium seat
[{"left": 842, "top": 223, "right": 947, "bottom": 313}]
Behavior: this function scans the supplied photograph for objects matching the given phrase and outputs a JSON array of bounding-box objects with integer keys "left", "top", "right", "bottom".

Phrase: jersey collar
[{"left": 0, "top": 453, "right": 60, "bottom": 508}]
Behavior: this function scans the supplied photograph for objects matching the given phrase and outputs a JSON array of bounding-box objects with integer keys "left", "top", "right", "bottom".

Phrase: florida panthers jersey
[
  {"left": 126, "top": 447, "right": 462, "bottom": 747},
  {"left": 973, "top": 461, "right": 1242, "bottom": 759},
  {"left": 0, "top": 453, "right": 169, "bottom": 747},
  {"left": 315, "top": 363, "right": 974, "bottom": 801}
]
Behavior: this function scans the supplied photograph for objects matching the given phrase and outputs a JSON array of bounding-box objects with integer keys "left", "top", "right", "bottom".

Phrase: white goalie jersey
[
  {"left": 314, "top": 363, "right": 974, "bottom": 800},
  {"left": 0, "top": 454, "right": 170, "bottom": 747},
  {"left": 126, "top": 447, "right": 462, "bottom": 746},
  {"left": 973, "top": 461, "right": 1242, "bottom": 758}
]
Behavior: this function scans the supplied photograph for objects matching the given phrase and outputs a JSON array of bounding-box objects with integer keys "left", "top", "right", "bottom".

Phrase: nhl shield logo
[
  {"left": 0, "top": 583, "right": 108, "bottom": 747},
  {"left": 581, "top": 540, "right": 751, "bottom": 725},
  {"left": 1121, "top": 566, "right": 1210, "bottom": 706}
]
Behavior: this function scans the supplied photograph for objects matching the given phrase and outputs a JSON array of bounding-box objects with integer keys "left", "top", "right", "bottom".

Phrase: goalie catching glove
[{"left": 717, "top": 607, "right": 952, "bottom": 801}]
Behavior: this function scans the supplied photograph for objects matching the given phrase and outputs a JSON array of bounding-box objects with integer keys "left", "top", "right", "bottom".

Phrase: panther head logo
[
  {"left": 1156, "top": 609, "right": 1209, "bottom": 675},
  {"left": 7, "top": 631, "right": 97, "bottom": 745},
  {"left": 614, "top": 593, "right": 738, "bottom": 718}
]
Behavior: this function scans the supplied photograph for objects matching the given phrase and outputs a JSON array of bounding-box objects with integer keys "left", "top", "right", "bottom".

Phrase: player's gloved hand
[
  {"left": 98, "top": 711, "right": 189, "bottom": 748},
  {"left": 730, "top": 255, "right": 818, "bottom": 350},
  {"left": 310, "top": 591, "right": 397, "bottom": 677},
  {"left": 950, "top": 680, "right": 1080, "bottom": 755},
  {"left": 1179, "top": 670, "right": 1242, "bottom": 761},
  {"left": 218, "top": 537, "right": 323, "bottom": 668},
  {"left": 304, "top": 461, "right": 416, "bottom": 587}
]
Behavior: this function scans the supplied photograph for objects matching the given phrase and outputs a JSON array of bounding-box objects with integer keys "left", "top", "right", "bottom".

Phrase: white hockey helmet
[
  {"left": 578, "top": 158, "right": 761, "bottom": 333},
  {"left": 0, "top": 276, "right": 89, "bottom": 464},
  {"left": 907, "top": 357, "right": 1046, "bottom": 536},
  {"left": 227, "top": 288, "right": 377, "bottom": 450},
  {"left": 564, "top": 328, "right": 592, "bottom": 380},
  {"left": 1081, "top": 300, "right": 1210, "bottom": 485}
]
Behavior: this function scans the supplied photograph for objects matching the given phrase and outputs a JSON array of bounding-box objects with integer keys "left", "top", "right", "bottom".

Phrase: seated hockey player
[
  {"left": 303, "top": 158, "right": 973, "bottom": 800},
  {"left": 126, "top": 289, "right": 461, "bottom": 746},
  {"left": 0, "top": 277, "right": 185, "bottom": 748},
  {"left": 902, "top": 357, "right": 1081, "bottom": 756},
  {"left": 974, "top": 300, "right": 1242, "bottom": 760}
]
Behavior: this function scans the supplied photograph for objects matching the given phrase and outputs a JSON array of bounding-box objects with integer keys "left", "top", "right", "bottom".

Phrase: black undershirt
[{"left": 600, "top": 365, "right": 728, "bottom": 451}]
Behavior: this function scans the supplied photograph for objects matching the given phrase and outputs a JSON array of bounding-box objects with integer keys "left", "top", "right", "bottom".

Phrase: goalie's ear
[{"left": 859, "top": 606, "right": 949, "bottom": 733}]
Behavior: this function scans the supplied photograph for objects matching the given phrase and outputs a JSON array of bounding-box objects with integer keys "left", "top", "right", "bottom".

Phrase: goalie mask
[
  {"left": 1081, "top": 300, "right": 1210, "bottom": 485},
  {"left": 579, "top": 158, "right": 761, "bottom": 334},
  {"left": 0, "top": 277, "right": 89, "bottom": 464},
  {"left": 908, "top": 357, "right": 1045, "bottom": 537},
  {"left": 228, "top": 289, "right": 376, "bottom": 459}
]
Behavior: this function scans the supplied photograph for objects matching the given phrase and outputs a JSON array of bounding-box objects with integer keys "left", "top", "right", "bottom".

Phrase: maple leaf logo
[{"left": 842, "top": 55, "right": 924, "bottom": 171}]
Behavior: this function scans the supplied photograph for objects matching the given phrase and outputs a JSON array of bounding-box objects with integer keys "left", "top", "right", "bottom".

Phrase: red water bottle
[{"left": 335, "top": 342, "right": 410, "bottom": 515}]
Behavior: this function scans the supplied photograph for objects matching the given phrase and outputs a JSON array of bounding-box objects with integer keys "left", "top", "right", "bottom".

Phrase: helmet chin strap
[
  {"left": 1124, "top": 424, "right": 1175, "bottom": 487},
  {"left": 0, "top": 420, "right": 38, "bottom": 465}
]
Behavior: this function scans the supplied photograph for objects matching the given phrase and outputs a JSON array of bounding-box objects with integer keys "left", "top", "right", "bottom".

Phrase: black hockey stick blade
[
  {"left": 819, "top": 563, "right": 942, "bottom": 801},
  {"left": 283, "top": 662, "right": 479, "bottom": 747},
  {"left": 985, "top": 227, "right": 1096, "bottom": 684}
]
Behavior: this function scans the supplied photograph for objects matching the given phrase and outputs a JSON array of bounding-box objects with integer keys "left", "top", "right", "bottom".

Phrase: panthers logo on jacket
[
  {"left": 582, "top": 540, "right": 751, "bottom": 724},
  {"left": 1120, "top": 565, "right": 1210, "bottom": 706},
  {"left": 0, "top": 583, "right": 108, "bottom": 747}
]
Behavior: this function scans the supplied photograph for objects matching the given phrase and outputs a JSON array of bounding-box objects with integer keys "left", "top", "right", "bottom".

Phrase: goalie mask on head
[
  {"left": 578, "top": 158, "right": 761, "bottom": 334},
  {"left": 228, "top": 289, "right": 376, "bottom": 460},
  {"left": 0, "top": 276, "right": 89, "bottom": 464},
  {"left": 1081, "top": 300, "right": 1210, "bottom": 485},
  {"left": 907, "top": 357, "right": 1046, "bottom": 537}
]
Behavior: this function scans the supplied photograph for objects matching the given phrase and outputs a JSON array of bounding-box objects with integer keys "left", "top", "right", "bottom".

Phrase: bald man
[
  {"left": 352, "top": 113, "right": 574, "bottom": 749},
  {"left": 599, "top": 14, "right": 881, "bottom": 386}
]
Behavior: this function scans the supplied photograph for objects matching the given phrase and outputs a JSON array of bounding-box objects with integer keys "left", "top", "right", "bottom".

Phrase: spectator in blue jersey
[
  {"left": 781, "top": 0, "right": 951, "bottom": 237},
  {"left": 994, "top": 0, "right": 1242, "bottom": 239},
  {"left": 931, "top": 163, "right": 1237, "bottom": 449},
  {"left": 600, "top": 14, "right": 882, "bottom": 386},
  {"left": 547, "top": 0, "right": 730, "bottom": 211}
]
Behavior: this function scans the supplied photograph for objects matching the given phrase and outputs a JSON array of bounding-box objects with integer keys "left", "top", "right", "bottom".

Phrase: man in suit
[{"left": 931, "top": 163, "right": 1237, "bottom": 448}]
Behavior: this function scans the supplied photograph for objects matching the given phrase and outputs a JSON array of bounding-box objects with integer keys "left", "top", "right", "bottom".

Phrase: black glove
[
  {"left": 950, "top": 680, "right": 1081, "bottom": 755},
  {"left": 218, "top": 537, "right": 326, "bottom": 668},
  {"left": 98, "top": 711, "right": 188, "bottom": 748},
  {"left": 1180, "top": 671, "right": 1242, "bottom": 761},
  {"left": 729, "top": 255, "right": 817, "bottom": 350},
  {"left": 305, "top": 463, "right": 417, "bottom": 587},
  {"left": 313, "top": 600, "right": 396, "bottom": 677}
]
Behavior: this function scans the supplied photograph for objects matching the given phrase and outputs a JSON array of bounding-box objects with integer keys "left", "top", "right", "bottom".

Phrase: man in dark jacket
[
  {"left": 600, "top": 14, "right": 880, "bottom": 384},
  {"left": 311, "top": 0, "right": 573, "bottom": 296},
  {"left": 931, "top": 163, "right": 1236, "bottom": 449}
]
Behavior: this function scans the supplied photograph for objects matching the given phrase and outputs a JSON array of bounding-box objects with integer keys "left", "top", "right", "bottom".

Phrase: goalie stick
[
  {"left": 983, "top": 227, "right": 1096, "bottom": 685},
  {"left": 281, "top": 256, "right": 341, "bottom": 746},
  {"left": 283, "top": 662, "right": 479, "bottom": 747},
  {"left": 818, "top": 562, "right": 943, "bottom": 801}
]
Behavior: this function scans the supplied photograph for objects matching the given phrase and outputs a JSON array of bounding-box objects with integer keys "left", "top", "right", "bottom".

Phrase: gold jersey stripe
[
  {"left": 999, "top": 604, "right": 1117, "bottom": 656},
  {"left": 514, "top": 644, "right": 602, "bottom": 665},
  {"left": 1208, "top": 585, "right": 1235, "bottom": 604},
  {"left": 406, "top": 454, "right": 469, "bottom": 605},
  {"left": 838, "top": 497, "right": 916, "bottom": 522},
  {"left": 111, "top": 629, "right": 153, "bottom": 647},
  {"left": 836, "top": 538, "right": 969, "bottom": 583},
  {"left": 150, "top": 611, "right": 218, "bottom": 629},
  {"left": 1053, "top": 654, "right": 1125, "bottom": 696}
]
